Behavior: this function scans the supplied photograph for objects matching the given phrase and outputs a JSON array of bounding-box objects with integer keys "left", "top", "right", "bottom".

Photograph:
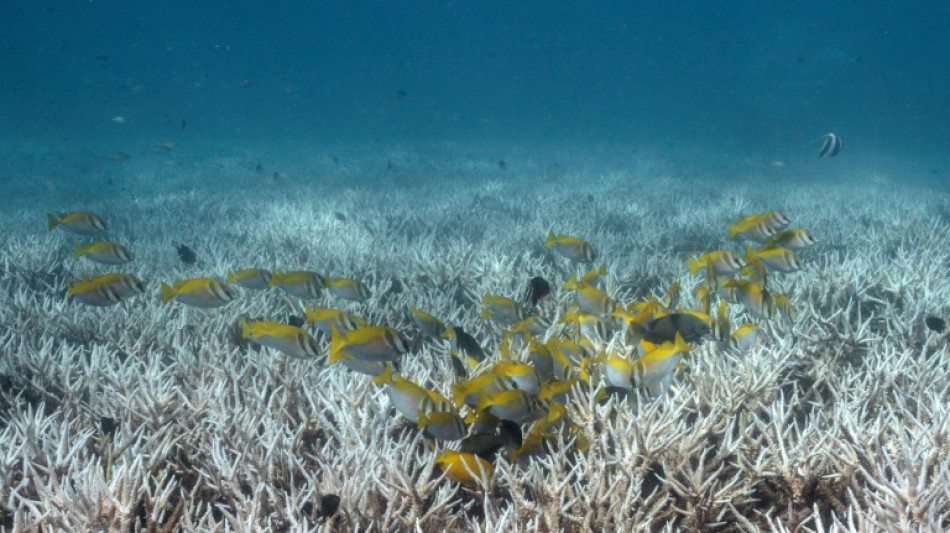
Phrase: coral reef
[{"left": 1, "top": 146, "right": 949, "bottom": 531}]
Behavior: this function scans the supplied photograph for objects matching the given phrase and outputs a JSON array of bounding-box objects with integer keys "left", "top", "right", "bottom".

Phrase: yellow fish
[
  {"left": 508, "top": 315, "right": 551, "bottom": 339},
  {"left": 269, "top": 270, "right": 325, "bottom": 299},
  {"left": 729, "top": 323, "right": 759, "bottom": 354},
  {"left": 714, "top": 298, "right": 730, "bottom": 342},
  {"left": 480, "top": 292, "right": 525, "bottom": 326},
  {"left": 632, "top": 332, "right": 691, "bottom": 398},
  {"left": 442, "top": 325, "right": 487, "bottom": 366},
  {"left": 765, "top": 229, "right": 818, "bottom": 251},
  {"left": 687, "top": 250, "right": 745, "bottom": 276},
  {"left": 409, "top": 307, "right": 446, "bottom": 338},
  {"left": 728, "top": 211, "right": 791, "bottom": 242},
  {"left": 563, "top": 278, "right": 613, "bottom": 317},
  {"left": 326, "top": 277, "right": 370, "bottom": 302},
  {"left": 452, "top": 371, "right": 515, "bottom": 408},
  {"left": 47, "top": 211, "right": 107, "bottom": 235},
  {"left": 81, "top": 272, "right": 146, "bottom": 300},
  {"left": 241, "top": 319, "right": 320, "bottom": 359},
  {"left": 746, "top": 246, "right": 803, "bottom": 273},
  {"left": 476, "top": 389, "right": 558, "bottom": 425},
  {"left": 304, "top": 307, "right": 367, "bottom": 336},
  {"left": 73, "top": 241, "right": 133, "bottom": 265},
  {"left": 435, "top": 450, "right": 492, "bottom": 488},
  {"left": 579, "top": 263, "right": 608, "bottom": 286},
  {"left": 540, "top": 337, "right": 582, "bottom": 381},
  {"left": 417, "top": 396, "right": 466, "bottom": 441},
  {"left": 67, "top": 276, "right": 122, "bottom": 307},
  {"left": 492, "top": 360, "right": 541, "bottom": 395},
  {"left": 227, "top": 268, "right": 272, "bottom": 290},
  {"left": 562, "top": 308, "right": 609, "bottom": 342},
  {"left": 372, "top": 363, "right": 440, "bottom": 423},
  {"left": 329, "top": 326, "right": 408, "bottom": 363},
  {"left": 544, "top": 230, "right": 596, "bottom": 262},
  {"left": 538, "top": 380, "right": 576, "bottom": 404},
  {"left": 722, "top": 279, "right": 775, "bottom": 320},
  {"left": 598, "top": 351, "right": 637, "bottom": 390},
  {"left": 161, "top": 278, "right": 236, "bottom": 308},
  {"left": 770, "top": 291, "right": 797, "bottom": 322},
  {"left": 523, "top": 337, "right": 557, "bottom": 381}
]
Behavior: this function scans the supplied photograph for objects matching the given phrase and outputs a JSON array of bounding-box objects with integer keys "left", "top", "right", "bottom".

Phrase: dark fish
[
  {"left": 176, "top": 244, "right": 197, "bottom": 265},
  {"left": 385, "top": 278, "right": 404, "bottom": 296},
  {"left": 333, "top": 211, "right": 346, "bottom": 222},
  {"left": 524, "top": 276, "right": 551, "bottom": 307},
  {"left": 317, "top": 493, "right": 340, "bottom": 519},
  {"left": 181, "top": 119, "right": 187, "bottom": 130},
  {"left": 498, "top": 419, "right": 522, "bottom": 449},
  {"left": 286, "top": 315, "right": 305, "bottom": 328},
  {"left": 393, "top": 89, "right": 406, "bottom": 101},
  {"left": 453, "top": 327, "right": 485, "bottom": 363},
  {"left": 642, "top": 313, "right": 710, "bottom": 344},
  {"left": 925, "top": 316, "right": 946, "bottom": 333},
  {"left": 459, "top": 420, "right": 522, "bottom": 460},
  {"left": 498, "top": 160, "right": 507, "bottom": 170},
  {"left": 813, "top": 133, "right": 842, "bottom": 159},
  {"left": 449, "top": 355, "right": 468, "bottom": 378},
  {"left": 100, "top": 416, "right": 118, "bottom": 437}
]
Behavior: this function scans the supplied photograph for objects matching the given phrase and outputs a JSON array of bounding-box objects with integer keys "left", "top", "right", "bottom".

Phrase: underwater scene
[{"left": 2, "top": 1, "right": 950, "bottom": 531}]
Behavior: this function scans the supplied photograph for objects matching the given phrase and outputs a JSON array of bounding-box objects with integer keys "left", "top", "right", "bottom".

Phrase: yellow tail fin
[
  {"left": 160, "top": 282, "right": 176, "bottom": 304},
  {"left": 371, "top": 362, "right": 394, "bottom": 385},
  {"left": 47, "top": 213, "right": 60, "bottom": 231},
  {"left": 328, "top": 327, "right": 347, "bottom": 364},
  {"left": 687, "top": 256, "right": 703, "bottom": 275}
]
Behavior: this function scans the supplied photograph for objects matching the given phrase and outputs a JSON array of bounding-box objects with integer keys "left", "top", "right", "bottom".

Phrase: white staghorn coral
[{"left": 0, "top": 142, "right": 949, "bottom": 531}]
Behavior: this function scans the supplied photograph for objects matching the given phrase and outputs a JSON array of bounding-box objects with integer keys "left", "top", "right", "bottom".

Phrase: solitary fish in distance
[{"left": 807, "top": 133, "right": 842, "bottom": 159}]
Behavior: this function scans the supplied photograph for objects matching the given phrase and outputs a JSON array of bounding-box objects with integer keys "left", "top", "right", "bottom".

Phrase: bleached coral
[{"left": 1, "top": 143, "right": 949, "bottom": 531}]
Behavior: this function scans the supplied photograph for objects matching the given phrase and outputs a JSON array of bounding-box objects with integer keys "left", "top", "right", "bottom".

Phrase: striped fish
[
  {"left": 815, "top": 133, "right": 842, "bottom": 159},
  {"left": 67, "top": 276, "right": 122, "bottom": 307},
  {"left": 325, "top": 277, "right": 370, "bottom": 302},
  {"left": 746, "top": 246, "right": 804, "bottom": 273},
  {"left": 47, "top": 211, "right": 107, "bottom": 235},
  {"left": 270, "top": 270, "right": 325, "bottom": 299},
  {"left": 161, "top": 277, "right": 236, "bottom": 308},
  {"left": 329, "top": 325, "right": 409, "bottom": 363},
  {"left": 544, "top": 230, "right": 596, "bottom": 263},
  {"left": 241, "top": 319, "right": 320, "bottom": 359},
  {"left": 304, "top": 307, "right": 367, "bottom": 336},
  {"left": 227, "top": 268, "right": 272, "bottom": 290},
  {"left": 73, "top": 241, "right": 133, "bottom": 265}
]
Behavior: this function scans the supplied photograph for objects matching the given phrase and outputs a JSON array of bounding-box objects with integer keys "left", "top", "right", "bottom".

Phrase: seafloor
[{"left": 1, "top": 139, "right": 949, "bottom": 532}]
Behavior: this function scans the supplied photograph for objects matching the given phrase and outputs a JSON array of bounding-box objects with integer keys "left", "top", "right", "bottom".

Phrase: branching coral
[{"left": 1, "top": 145, "right": 949, "bottom": 531}]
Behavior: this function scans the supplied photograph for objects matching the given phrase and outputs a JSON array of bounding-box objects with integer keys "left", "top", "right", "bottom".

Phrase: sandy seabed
[{"left": 1, "top": 139, "right": 949, "bottom": 532}]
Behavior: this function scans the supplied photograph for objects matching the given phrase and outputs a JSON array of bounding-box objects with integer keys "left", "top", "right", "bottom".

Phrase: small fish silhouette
[
  {"left": 317, "top": 494, "right": 340, "bottom": 519},
  {"left": 807, "top": 133, "right": 842, "bottom": 159},
  {"left": 523, "top": 276, "right": 551, "bottom": 307},
  {"left": 175, "top": 243, "right": 197, "bottom": 265}
]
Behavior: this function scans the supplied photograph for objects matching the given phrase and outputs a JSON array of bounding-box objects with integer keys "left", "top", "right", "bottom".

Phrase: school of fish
[{"left": 48, "top": 206, "right": 817, "bottom": 489}]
